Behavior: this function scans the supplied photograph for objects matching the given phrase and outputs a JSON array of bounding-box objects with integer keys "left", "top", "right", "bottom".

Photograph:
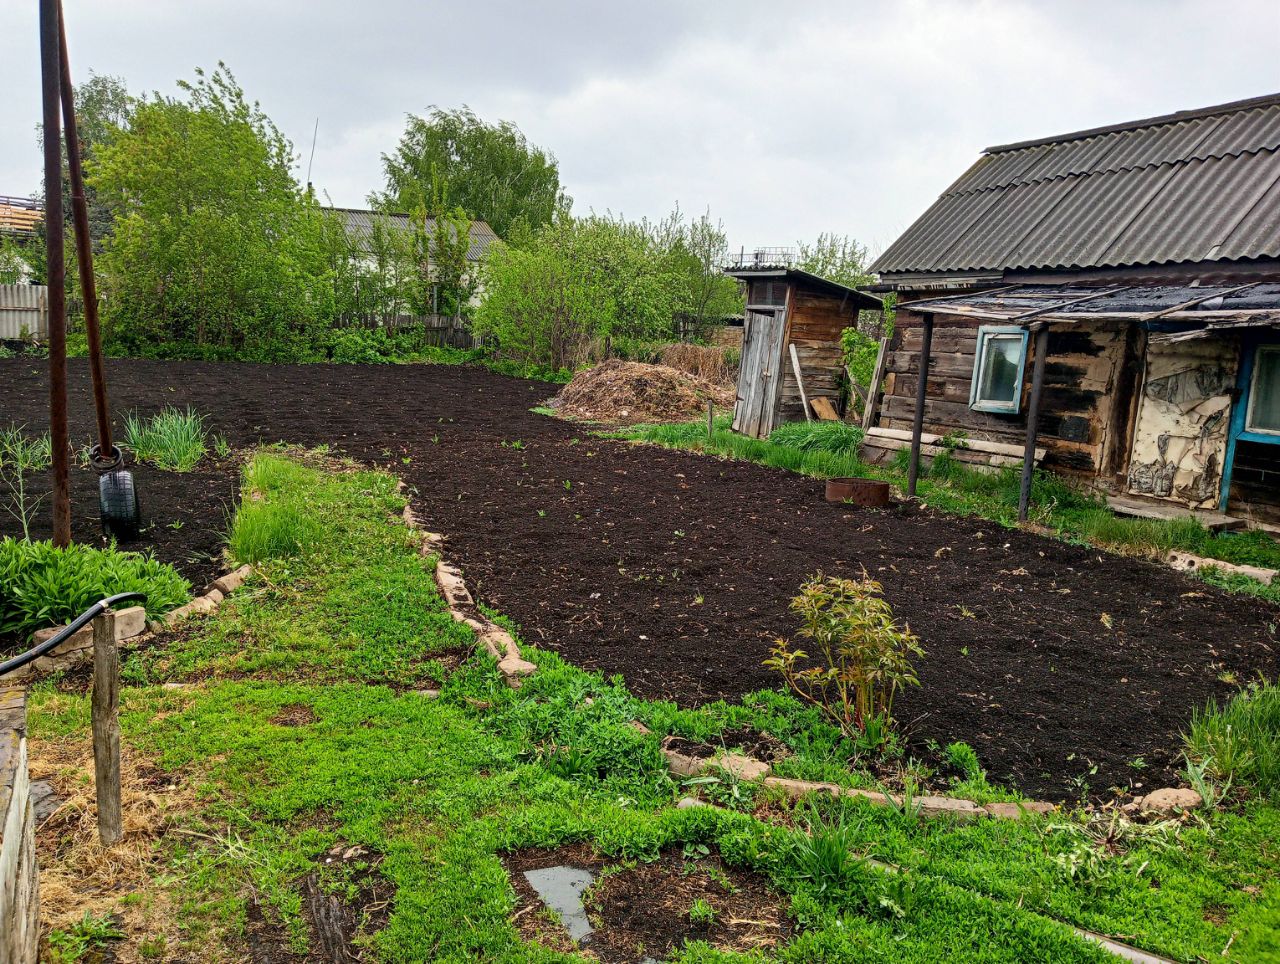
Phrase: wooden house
[
  {"left": 728, "top": 265, "right": 882, "bottom": 438},
  {"left": 866, "top": 93, "right": 1280, "bottom": 529}
]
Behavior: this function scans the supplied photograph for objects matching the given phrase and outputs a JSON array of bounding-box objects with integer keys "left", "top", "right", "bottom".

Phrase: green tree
[
  {"left": 650, "top": 206, "right": 743, "bottom": 336},
  {"left": 378, "top": 107, "right": 569, "bottom": 237},
  {"left": 91, "top": 65, "right": 332, "bottom": 360},
  {"left": 795, "top": 232, "right": 874, "bottom": 289},
  {"left": 473, "top": 214, "right": 681, "bottom": 370},
  {"left": 66, "top": 72, "right": 135, "bottom": 251},
  {"left": 422, "top": 207, "right": 476, "bottom": 317}
]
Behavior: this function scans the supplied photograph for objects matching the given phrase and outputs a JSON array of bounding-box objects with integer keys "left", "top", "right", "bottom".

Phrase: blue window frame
[
  {"left": 1219, "top": 337, "right": 1280, "bottom": 511},
  {"left": 969, "top": 325, "right": 1029, "bottom": 414}
]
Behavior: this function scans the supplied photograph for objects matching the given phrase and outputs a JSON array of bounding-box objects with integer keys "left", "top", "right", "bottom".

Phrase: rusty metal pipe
[
  {"left": 58, "top": 1, "right": 114, "bottom": 459},
  {"left": 40, "top": 0, "right": 71, "bottom": 546}
]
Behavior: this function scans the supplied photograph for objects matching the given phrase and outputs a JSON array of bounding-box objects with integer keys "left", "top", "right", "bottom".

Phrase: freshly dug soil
[
  {"left": 505, "top": 844, "right": 791, "bottom": 961},
  {"left": 552, "top": 358, "right": 734, "bottom": 424},
  {"left": 3, "top": 358, "right": 1277, "bottom": 801}
]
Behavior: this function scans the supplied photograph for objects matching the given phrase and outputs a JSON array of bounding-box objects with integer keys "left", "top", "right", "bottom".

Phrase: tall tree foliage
[
  {"left": 795, "top": 232, "right": 874, "bottom": 290},
  {"left": 473, "top": 214, "right": 681, "bottom": 371},
  {"left": 92, "top": 65, "right": 331, "bottom": 360},
  {"left": 473, "top": 206, "right": 743, "bottom": 370},
  {"left": 378, "top": 107, "right": 569, "bottom": 237}
]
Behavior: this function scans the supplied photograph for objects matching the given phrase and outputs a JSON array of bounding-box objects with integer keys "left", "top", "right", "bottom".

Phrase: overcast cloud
[{"left": 4, "top": 0, "right": 1279, "bottom": 254}]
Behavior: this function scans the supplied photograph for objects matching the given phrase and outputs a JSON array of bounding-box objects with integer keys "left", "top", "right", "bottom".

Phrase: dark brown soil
[
  {"left": 665, "top": 726, "right": 790, "bottom": 763},
  {"left": 244, "top": 842, "right": 389, "bottom": 963},
  {"left": 505, "top": 844, "right": 791, "bottom": 962},
  {"left": 3, "top": 358, "right": 1277, "bottom": 801}
]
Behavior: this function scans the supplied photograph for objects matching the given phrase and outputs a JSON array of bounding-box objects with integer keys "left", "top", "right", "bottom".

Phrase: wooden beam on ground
[
  {"left": 861, "top": 336, "right": 889, "bottom": 432},
  {"left": 1018, "top": 324, "right": 1050, "bottom": 522},
  {"left": 1106, "top": 495, "right": 1245, "bottom": 532},
  {"left": 92, "top": 610, "right": 122, "bottom": 845},
  {"left": 789, "top": 342, "right": 811, "bottom": 423},
  {"left": 907, "top": 314, "right": 934, "bottom": 497}
]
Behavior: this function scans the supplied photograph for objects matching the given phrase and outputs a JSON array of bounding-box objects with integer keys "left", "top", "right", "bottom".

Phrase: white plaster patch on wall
[{"left": 1128, "top": 338, "right": 1237, "bottom": 508}]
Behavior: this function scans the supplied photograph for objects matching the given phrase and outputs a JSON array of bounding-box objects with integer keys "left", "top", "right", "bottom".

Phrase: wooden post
[
  {"left": 707, "top": 399, "right": 714, "bottom": 438},
  {"left": 907, "top": 313, "right": 934, "bottom": 497},
  {"left": 861, "top": 336, "right": 889, "bottom": 431},
  {"left": 92, "top": 610, "right": 122, "bottom": 845},
  {"left": 40, "top": 0, "right": 71, "bottom": 547},
  {"left": 789, "top": 342, "right": 811, "bottom": 422},
  {"left": 1018, "top": 323, "right": 1051, "bottom": 522}
]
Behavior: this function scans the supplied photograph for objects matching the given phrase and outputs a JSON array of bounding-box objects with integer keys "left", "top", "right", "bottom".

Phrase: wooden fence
[{"left": 0, "top": 285, "right": 48, "bottom": 341}]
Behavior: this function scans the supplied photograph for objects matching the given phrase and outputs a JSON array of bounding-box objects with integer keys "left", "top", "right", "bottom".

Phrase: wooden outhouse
[{"left": 727, "top": 266, "right": 883, "bottom": 438}]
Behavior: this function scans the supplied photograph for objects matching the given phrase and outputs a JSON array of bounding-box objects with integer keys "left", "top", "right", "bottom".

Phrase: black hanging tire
[{"left": 99, "top": 468, "right": 142, "bottom": 541}]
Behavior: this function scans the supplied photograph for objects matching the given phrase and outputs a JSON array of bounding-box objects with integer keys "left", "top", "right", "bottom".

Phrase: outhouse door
[{"left": 733, "top": 307, "right": 787, "bottom": 438}]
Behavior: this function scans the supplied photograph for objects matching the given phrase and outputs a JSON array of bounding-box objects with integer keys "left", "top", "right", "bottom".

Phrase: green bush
[
  {"left": 0, "top": 537, "right": 190, "bottom": 641},
  {"left": 765, "top": 574, "right": 924, "bottom": 739},
  {"left": 122, "top": 407, "right": 207, "bottom": 471},
  {"left": 1185, "top": 679, "right": 1280, "bottom": 798}
]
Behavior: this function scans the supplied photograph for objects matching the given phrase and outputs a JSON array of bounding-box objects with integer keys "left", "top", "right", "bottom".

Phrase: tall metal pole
[
  {"left": 1018, "top": 323, "right": 1051, "bottom": 522},
  {"left": 906, "top": 312, "right": 934, "bottom": 497},
  {"left": 59, "top": 2, "right": 113, "bottom": 459},
  {"left": 40, "top": 0, "right": 71, "bottom": 546}
]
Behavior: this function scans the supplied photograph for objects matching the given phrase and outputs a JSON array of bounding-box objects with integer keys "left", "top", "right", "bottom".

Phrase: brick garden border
[{"left": 399, "top": 498, "right": 537, "bottom": 688}]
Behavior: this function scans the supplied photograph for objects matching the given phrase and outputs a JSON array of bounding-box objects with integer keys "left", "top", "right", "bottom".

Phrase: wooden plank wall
[
  {"left": 777, "top": 289, "right": 855, "bottom": 424},
  {"left": 878, "top": 309, "right": 1128, "bottom": 476}
]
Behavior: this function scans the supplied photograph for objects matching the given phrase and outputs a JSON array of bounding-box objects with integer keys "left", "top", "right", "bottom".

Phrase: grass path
[{"left": 27, "top": 450, "right": 1279, "bottom": 962}]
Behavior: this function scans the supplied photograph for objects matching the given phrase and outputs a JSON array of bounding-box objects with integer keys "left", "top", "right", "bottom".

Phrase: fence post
[{"left": 91, "top": 610, "right": 122, "bottom": 845}]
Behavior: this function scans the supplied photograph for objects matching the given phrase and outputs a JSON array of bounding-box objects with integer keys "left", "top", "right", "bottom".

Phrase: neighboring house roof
[
  {"left": 0, "top": 196, "right": 42, "bottom": 236},
  {"left": 725, "top": 265, "right": 884, "bottom": 309},
  {"left": 327, "top": 207, "right": 500, "bottom": 262},
  {"left": 871, "top": 93, "right": 1280, "bottom": 278}
]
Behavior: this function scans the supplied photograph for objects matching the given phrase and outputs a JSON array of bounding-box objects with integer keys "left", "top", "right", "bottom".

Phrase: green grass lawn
[
  {"left": 27, "top": 451, "right": 1279, "bottom": 962},
  {"left": 609, "top": 418, "right": 1280, "bottom": 604}
]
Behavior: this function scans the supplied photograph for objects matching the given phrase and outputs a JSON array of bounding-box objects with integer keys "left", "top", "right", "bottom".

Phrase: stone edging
[
  {"left": 399, "top": 499, "right": 537, "bottom": 688},
  {"left": 146, "top": 564, "right": 255, "bottom": 636},
  {"left": 659, "top": 735, "right": 1053, "bottom": 821},
  {"left": 658, "top": 736, "right": 1195, "bottom": 821},
  {"left": 6, "top": 563, "right": 255, "bottom": 684},
  {"left": 1166, "top": 550, "right": 1276, "bottom": 586}
]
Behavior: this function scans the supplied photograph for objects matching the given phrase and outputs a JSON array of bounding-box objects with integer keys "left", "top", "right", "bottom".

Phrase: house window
[
  {"left": 969, "top": 326, "right": 1029, "bottom": 414},
  {"left": 1247, "top": 345, "right": 1280, "bottom": 434}
]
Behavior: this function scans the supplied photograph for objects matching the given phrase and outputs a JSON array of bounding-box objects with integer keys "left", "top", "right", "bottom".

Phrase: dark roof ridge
[{"left": 983, "top": 92, "right": 1280, "bottom": 154}]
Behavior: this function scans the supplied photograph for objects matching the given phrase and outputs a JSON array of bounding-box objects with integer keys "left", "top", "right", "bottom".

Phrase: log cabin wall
[
  {"left": 878, "top": 308, "right": 1129, "bottom": 478},
  {"left": 776, "top": 288, "right": 856, "bottom": 424}
]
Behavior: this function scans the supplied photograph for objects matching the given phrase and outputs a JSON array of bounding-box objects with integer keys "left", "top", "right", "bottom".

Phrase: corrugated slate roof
[
  {"left": 328, "top": 207, "right": 500, "bottom": 262},
  {"left": 872, "top": 94, "right": 1280, "bottom": 277}
]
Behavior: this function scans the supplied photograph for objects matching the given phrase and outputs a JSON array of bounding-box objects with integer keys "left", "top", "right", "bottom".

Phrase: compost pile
[{"left": 552, "top": 359, "right": 734, "bottom": 424}]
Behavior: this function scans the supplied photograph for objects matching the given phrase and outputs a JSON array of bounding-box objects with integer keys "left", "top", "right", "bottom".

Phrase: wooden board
[
  {"left": 1106, "top": 495, "right": 1245, "bottom": 532},
  {"left": 811, "top": 396, "right": 840, "bottom": 421}
]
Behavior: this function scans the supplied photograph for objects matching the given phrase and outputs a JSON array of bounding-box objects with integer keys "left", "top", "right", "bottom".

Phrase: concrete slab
[{"left": 523, "top": 865, "right": 595, "bottom": 942}]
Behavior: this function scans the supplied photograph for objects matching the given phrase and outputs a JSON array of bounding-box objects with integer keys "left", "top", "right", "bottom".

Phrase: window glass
[
  {"left": 1249, "top": 346, "right": 1280, "bottom": 433},
  {"left": 977, "top": 334, "right": 1024, "bottom": 406}
]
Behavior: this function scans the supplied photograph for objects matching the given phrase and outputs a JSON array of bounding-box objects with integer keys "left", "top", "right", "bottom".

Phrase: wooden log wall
[
  {"left": 878, "top": 309, "right": 1128, "bottom": 477},
  {"left": 777, "top": 289, "right": 856, "bottom": 423}
]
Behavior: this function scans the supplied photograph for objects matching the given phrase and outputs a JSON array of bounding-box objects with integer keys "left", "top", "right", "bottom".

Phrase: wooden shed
[
  {"left": 727, "top": 266, "right": 883, "bottom": 438},
  {"left": 866, "top": 92, "right": 1280, "bottom": 528}
]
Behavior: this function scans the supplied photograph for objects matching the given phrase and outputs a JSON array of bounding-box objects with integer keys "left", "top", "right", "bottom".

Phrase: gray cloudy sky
[{"left": 4, "top": 0, "right": 1279, "bottom": 254}]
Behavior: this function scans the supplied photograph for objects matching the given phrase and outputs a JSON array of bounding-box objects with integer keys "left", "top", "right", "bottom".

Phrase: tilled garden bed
[{"left": 2, "top": 357, "right": 1277, "bottom": 800}]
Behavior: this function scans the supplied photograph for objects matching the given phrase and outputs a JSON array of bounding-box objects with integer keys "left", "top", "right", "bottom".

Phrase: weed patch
[{"left": 122, "top": 407, "right": 208, "bottom": 472}]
